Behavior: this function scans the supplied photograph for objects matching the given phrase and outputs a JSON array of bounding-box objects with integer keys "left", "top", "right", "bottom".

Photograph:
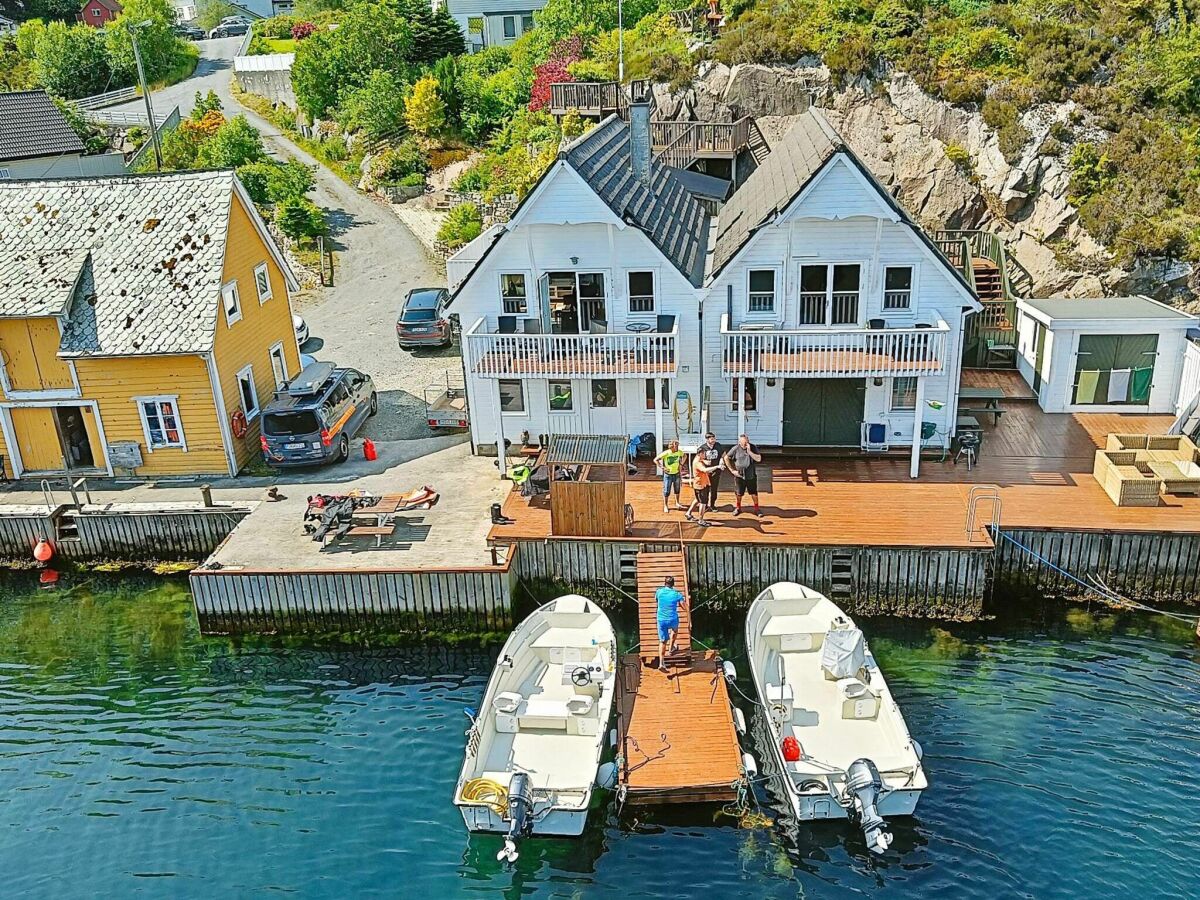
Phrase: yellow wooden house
[{"left": 0, "top": 170, "right": 303, "bottom": 478}]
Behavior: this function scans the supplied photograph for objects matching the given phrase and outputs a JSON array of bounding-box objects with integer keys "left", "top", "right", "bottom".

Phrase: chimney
[{"left": 628, "top": 83, "right": 651, "bottom": 186}]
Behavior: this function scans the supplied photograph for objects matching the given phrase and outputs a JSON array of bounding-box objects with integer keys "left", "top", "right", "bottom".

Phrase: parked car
[
  {"left": 294, "top": 314, "right": 310, "bottom": 346},
  {"left": 172, "top": 23, "right": 204, "bottom": 39},
  {"left": 397, "top": 287, "right": 452, "bottom": 349},
  {"left": 260, "top": 361, "right": 377, "bottom": 467},
  {"left": 209, "top": 21, "right": 249, "bottom": 37},
  {"left": 220, "top": 15, "right": 251, "bottom": 24}
]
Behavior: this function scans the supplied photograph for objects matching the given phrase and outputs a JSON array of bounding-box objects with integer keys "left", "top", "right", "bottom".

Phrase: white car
[{"left": 294, "top": 314, "right": 310, "bottom": 346}]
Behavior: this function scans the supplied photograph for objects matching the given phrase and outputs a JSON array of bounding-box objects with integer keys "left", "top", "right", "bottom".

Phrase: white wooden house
[
  {"left": 448, "top": 99, "right": 708, "bottom": 465},
  {"left": 434, "top": 0, "right": 545, "bottom": 51},
  {"left": 446, "top": 106, "right": 982, "bottom": 477}
]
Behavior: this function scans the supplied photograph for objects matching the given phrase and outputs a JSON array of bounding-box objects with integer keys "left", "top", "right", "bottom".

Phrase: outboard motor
[
  {"left": 497, "top": 772, "right": 534, "bottom": 864},
  {"left": 842, "top": 758, "right": 893, "bottom": 854}
]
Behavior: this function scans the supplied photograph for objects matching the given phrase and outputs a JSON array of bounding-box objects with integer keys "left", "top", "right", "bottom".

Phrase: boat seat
[
  {"left": 838, "top": 677, "right": 879, "bottom": 720},
  {"left": 531, "top": 629, "right": 601, "bottom": 664},
  {"left": 761, "top": 614, "right": 826, "bottom": 652},
  {"left": 765, "top": 681, "right": 794, "bottom": 720}
]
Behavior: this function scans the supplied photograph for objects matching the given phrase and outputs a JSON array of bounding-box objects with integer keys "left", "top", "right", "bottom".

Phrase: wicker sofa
[{"left": 1093, "top": 434, "right": 1200, "bottom": 505}]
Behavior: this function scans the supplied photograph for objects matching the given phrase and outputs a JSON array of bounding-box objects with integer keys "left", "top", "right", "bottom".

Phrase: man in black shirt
[
  {"left": 697, "top": 432, "right": 724, "bottom": 511},
  {"left": 723, "top": 434, "right": 763, "bottom": 516}
]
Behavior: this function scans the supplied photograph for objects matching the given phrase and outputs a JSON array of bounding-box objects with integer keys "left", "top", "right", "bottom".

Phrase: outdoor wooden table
[
  {"left": 958, "top": 387, "right": 1007, "bottom": 425},
  {"left": 956, "top": 414, "right": 983, "bottom": 434},
  {"left": 353, "top": 495, "right": 403, "bottom": 526}
]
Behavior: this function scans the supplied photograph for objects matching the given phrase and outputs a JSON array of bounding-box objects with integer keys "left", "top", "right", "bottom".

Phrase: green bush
[
  {"left": 981, "top": 96, "right": 1031, "bottom": 161},
  {"left": 196, "top": 115, "right": 266, "bottom": 168},
  {"left": 437, "top": 201, "right": 483, "bottom": 249},
  {"left": 944, "top": 142, "right": 972, "bottom": 170},
  {"left": 369, "top": 137, "right": 430, "bottom": 184},
  {"left": 276, "top": 197, "right": 327, "bottom": 242},
  {"left": 399, "top": 172, "right": 427, "bottom": 187}
]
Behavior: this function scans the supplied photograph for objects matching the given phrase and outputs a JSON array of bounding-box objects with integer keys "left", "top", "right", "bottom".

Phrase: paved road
[{"left": 129, "top": 37, "right": 461, "bottom": 443}]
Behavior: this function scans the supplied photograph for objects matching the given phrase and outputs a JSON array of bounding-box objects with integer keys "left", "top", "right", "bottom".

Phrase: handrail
[
  {"left": 651, "top": 116, "right": 755, "bottom": 169},
  {"left": 966, "top": 486, "right": 1001, "bottom": 542},
  {"left": 548, "top": 81, "right": 623, "bottom": 113},
  {"left": 74, "top": 85, "right": 139, "bottom": 111}
]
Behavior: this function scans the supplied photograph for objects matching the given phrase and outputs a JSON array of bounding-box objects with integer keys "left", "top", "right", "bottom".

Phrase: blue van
[{"left": 260, "top": 362, "right": 377, "bottom": 467}]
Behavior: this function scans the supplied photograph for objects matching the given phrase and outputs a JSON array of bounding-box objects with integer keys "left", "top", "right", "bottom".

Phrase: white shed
[{"left": 1015, "top": 295, "right": 1199, "bottom": 414}]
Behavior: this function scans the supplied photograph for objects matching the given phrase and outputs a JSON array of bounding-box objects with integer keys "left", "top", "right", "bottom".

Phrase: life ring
[{"left": 231, "top": 409, "right": 249, "bottom": 439}]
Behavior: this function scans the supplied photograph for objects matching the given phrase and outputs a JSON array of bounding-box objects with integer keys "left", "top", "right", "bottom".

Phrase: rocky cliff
[{"left": 656, "top": 61, "right": 1197, "bottom": 305}]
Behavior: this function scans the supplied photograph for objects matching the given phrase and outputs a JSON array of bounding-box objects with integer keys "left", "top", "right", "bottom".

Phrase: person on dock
[
  {"left": 685, "top": 451, "right": 715, "bottom": 526},
  {"left": 724, "top": 434, "right": 762, "bottom": 516},
  {"left": 655, "top": 440, "right": 686, "bottom": 514},
  {"left": 655, "top": 575, "right": 687, "bottom": 672},
  {"left": 698, "top": 432, "right": 724, "bottom": 511}
]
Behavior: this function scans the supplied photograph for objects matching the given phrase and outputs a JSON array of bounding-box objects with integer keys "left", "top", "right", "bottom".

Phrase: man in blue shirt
[{"left": 654, "top": 576, "right": 687, "bottom": 672}]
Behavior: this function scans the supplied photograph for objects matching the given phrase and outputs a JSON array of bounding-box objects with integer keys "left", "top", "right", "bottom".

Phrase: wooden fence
[{"left": 190, "top": 565, "right": 517, "bottom": 634}]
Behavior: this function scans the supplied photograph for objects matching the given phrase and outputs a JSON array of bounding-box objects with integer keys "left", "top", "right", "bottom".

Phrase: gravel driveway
[{"left": 132, "top": 37, "right": 467, "bottom": 444}]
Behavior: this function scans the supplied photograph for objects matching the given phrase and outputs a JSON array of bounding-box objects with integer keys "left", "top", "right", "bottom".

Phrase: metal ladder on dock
[
  {"left": 966, "top": 486, "right": 1001, "bottom": 543},
  {"left": 40, "top": 477, "right": 93, "bottom": 543},
  {"left": 636, "top": 547, "right": 692, "bottom": 669}
]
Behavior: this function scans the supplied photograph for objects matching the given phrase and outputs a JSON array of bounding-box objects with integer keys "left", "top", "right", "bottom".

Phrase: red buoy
[
  {"left": 33, "top": 538, "right": 54, "bottom": 563},
  {"left": 362, "top": 438, "right": 377, "bottom": 461},
  {"left": 39, "top": 568, "right": 59, "bottom": 586},
  {"left": 782, "top": 736, "right": 802, "bottom": 762}
]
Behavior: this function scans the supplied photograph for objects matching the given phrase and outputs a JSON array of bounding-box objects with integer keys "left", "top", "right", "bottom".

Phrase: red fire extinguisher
[
  {"left": 362, "top": 437, "right": 377, "bottom": 461},
  {"left": 782, "top": 736, "right": 802, "bottom": 762}
]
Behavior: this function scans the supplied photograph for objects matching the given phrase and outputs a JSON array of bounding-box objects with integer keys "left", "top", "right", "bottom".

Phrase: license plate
[
  {"left": 284, "top": 442, "right": 305, "bottom": 450},
  {"left": 409, "top": 327, "right": 432, "bottom": 334}
]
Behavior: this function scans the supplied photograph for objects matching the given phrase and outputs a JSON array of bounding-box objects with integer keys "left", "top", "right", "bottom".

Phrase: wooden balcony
[
  {"left": 548, "top": 82, "right": 625, "bottom": 118},
  {"left": 463, "top": 317, "right": 678, "bottom": 379},
  {"left": 721, "top": 314, "right": 951, "bottom": 378},
  {"left": 652, "top": 117, "right": 754, "bottom": 169}
]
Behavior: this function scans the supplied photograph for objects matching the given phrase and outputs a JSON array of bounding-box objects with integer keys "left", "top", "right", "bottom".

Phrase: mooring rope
[{"left": 994, "top": 529, "right": 1200, "bottom": 624}]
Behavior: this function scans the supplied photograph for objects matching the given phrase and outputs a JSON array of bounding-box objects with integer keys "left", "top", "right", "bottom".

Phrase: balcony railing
[
  {"left": 721, "top": 313, "right": 950, "bottom": 379},
  {"left": 548, "top": 82, "right": 625, "bottom": 116},
  {"left": 464, "top": 317, "right": 678, "bottom": 379},
  {"left": 798, "top": 292, "right": 860, "bottom": 326}
]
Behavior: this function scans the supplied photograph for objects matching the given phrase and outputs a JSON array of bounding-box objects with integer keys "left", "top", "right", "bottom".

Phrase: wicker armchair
[{"left": 1093, "top": 450, "right": 1162, "bottom": 507}]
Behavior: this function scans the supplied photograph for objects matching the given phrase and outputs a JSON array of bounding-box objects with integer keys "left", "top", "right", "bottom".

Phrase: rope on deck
[{"left": 994, "top": 528, "right": 1199, "bottom": 623}]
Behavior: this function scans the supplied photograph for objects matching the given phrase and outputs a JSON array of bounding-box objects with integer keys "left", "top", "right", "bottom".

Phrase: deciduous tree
[{"left": 405, "top": 75, "right": 444, "bottom": 136}]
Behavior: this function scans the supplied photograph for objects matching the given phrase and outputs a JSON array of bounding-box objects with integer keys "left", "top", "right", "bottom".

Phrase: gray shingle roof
[
  {"left": 711, "top": 109, "right": 839, "bottom": 276},
  {"left": 566, "top": 116, "right": 710, "bottom": 287},
  {"left": 0, "top": 90, "right": 86, "bottom": 163},
  {"left": 0, "top": 171, "right": 237, "bottom": 357}
]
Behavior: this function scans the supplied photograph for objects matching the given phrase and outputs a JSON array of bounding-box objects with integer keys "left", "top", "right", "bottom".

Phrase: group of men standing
[{"left": 655, "top": 433, "right": 762, "bottom": 526}]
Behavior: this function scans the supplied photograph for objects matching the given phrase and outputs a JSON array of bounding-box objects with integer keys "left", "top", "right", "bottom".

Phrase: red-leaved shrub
[
  {"left": 528, "top": 36, "right": 585, "bottom": 112},
  {"left": 292, "top": 21, "right": 316, "bottom": 41}
]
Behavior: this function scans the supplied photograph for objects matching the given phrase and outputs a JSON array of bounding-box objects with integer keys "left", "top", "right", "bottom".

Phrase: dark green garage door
[{"left": 783, "top": 379, "right": 865, "bottom": 446}]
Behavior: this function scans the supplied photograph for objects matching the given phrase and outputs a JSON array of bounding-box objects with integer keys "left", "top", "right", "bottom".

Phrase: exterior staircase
[
  {"left": 746, "top": 119, "right": 771, "bottom": 164},
  {"left": 637, "top": 548, "right": 693, "bottom": 669}
]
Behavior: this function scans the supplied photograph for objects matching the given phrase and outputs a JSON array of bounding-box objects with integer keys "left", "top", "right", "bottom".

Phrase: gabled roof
[
  {"left": 88, "top": 0, "right": 123, "bottom": 11},
  {"left": 0, "top": 171, "right": 292, "bottom": 357},
  {"left": 710, "top": 109, "right": 977, "bottom": 299},
  {"left": 0, "top": 90, "right": 86, "bottom": 163},
  {"left": 565, "top": 116, "right": 710, "bottom": 287}
]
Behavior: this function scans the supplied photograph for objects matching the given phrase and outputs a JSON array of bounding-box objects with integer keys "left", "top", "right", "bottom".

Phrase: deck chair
[
  {"left": 984, "top": 338, "right": 1017, "bottom": 368},
  {"left": 861, "top": 422, "right": 889, "bottom": 452},
  {"left": 497, "top": 316, "right": 518, "bottom": 334}
]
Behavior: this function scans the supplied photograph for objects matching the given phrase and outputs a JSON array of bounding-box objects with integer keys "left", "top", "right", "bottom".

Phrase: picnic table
[
  {"left": 958, "top": 387, "right": 1007, "bottom": 426},
  {"left": 344, "top": 494, "right": 406, "bottom": 547},
  {"left": 956, "top": 414, "right": 983, "bottom": 434}
]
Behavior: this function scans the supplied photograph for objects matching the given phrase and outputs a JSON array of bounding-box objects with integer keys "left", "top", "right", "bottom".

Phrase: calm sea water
[{"left": 0, "top": 576, "right": 1197, "bottom": 899}]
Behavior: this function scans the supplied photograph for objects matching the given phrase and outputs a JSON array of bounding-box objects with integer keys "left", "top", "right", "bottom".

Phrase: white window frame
[
  {"left": 222, "top": 280, "right": 242, "bottom": 326},
  {"left": 628, "top": 271, "right": 655, "bottom": 314},
  {"left": 502, "top": 14, "right": 516, "bottom": 38},
  {"left": 134, "top": 395, "right": 187, "bottom": 452},
  {"left": 730, "top": 377, "right": 759, "bottom": 414},
  {"left": 798, "top": 261, "right": 865, "bottom": 327},
  {"left": 882, "top": 264, "right": 915, "bottom": 311},
  {"left": 498, "top": 379, "right": 525, "bottom": 415},
  {"left": 254, "top": 262, "right": 273, "bottom": 303},
  {"left": 644, "top": 378, "right": 670, "bottom": 411},
  {"left": 500, "top": 273, "right": 528, "bottom": 315},
  {"left": 0, "top": 168, "right": 10, "bottom": 179},
  {"left": 890, "top": 376, "right": 918, "bottom": 411},
  {"left": 269, "top": 341, "right": 288, "bottom": 388},
  {"left": 237, "top": 364, "right": 260, "bottom": 420},
  {"left": 746, "top": 269, "right": 777, "bottom": 316},
  {"left": 548, "top": 379, "right": 574, "bottom": 413}
]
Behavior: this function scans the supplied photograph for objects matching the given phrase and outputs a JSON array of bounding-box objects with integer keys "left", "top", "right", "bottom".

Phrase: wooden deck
[
  {"left": 636, "top": 549, "right": 692, "bottom": 667},
  {"left": 489, "top": 389, "right": 1200, "bottom": 550},
  {"left": 616, "top": 651, "right": 743, "bottom": 806}
]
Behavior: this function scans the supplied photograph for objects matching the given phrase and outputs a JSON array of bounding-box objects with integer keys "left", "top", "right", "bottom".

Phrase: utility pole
[
  {"left": 130, "top": 20, "right": 162, "bottom": 170},
  {"left": 618, "top": 0, "right": 624, "bottom": 83}
]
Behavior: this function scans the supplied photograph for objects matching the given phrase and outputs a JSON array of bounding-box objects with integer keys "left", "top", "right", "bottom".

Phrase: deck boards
[
  {"left": 489, "top": 392, "right": 1200, "bottom": 549},
  {"left": 636, "top": 550, "right": 692, "bottom": 666},
  {"left": 616, "top": 652, "right": 743, "bottom": 805}
]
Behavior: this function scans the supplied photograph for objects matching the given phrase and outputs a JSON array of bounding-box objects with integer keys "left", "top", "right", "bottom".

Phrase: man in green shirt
[{"left": 655, "top": 440, "right": 685, "bottom": 513}]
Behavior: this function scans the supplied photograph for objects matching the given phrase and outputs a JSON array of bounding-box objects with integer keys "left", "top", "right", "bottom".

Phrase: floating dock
[{"left": 615, "top": 548, "right": 745, "bottom": 806}]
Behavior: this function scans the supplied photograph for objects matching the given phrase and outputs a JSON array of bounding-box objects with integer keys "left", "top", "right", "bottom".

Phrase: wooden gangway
[
  {"left": 616, "top": 546, "right": 744, "bottom": 806},
  {"left": 636, "top": 548, "right": 692, "bottom": 667}
]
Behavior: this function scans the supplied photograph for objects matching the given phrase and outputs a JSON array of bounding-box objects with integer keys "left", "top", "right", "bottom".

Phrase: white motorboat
[
  {"left": 746, "top": 582, "right": 927, "bottom": 853},
  {"left": 454, "top": 594, "right": 616, "bottom": 862}
]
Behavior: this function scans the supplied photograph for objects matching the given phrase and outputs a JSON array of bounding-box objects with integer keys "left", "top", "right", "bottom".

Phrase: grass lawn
[
  {"left": 261, "top": 37, "right": 297, "bottom": 53},
  {"left": 149, "top": 43, "right": 200, "bottom": 91}
]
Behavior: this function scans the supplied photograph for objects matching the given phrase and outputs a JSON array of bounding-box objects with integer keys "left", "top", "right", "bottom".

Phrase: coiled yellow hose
[{"left": 462, "top": 778, "right": 508, "bottom": 816}]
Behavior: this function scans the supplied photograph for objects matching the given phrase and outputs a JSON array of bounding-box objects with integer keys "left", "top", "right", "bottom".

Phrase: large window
[
  {"left": 645, "top": 379, "right": 669, "bottom": 410},
  {"left": 732, "top": 378, "right": 757, "bottom": 412},
  {"left": 499, "top": 379, "right": 525, "bottom": 413},
  {"left": 1073, "top": 334, "right": 1158, "bottom": 405},
  {"left": 628, "top": 271, "right": 655, "bottom": 313},
  {"left": 891, "top": 376, "right": 918, "bottom": 410},
  {"left": 748, "top": 270, "right": 775, "bottom": 314},
  {"left": 884, "top": 266, "right": 913, "bottom": 310},
  {"left": 591, "top": 379, "right": 617, "bottom": 408},
  {"left": 800, "top": 263, "right": 861, "bottom": 325},
  {"left": 548, "top": 380, "right": 573, "bottom": 411},
  {"left": 137, "top": 396, "right": 185, "bottom": 450},
  {"left": 221, "top": 281, "right": 242, "bottom": 326},
  {"left": 500, "top": 273, "right": 527, "bottom": 314},
  {"left": 237, "top": 365, "right": 260, "bottom": 420},
  {"left": 502, "top": 15, "right": 516, "bottom": 38}
]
